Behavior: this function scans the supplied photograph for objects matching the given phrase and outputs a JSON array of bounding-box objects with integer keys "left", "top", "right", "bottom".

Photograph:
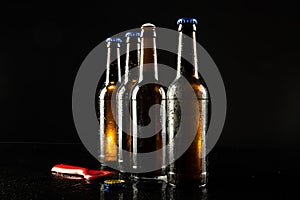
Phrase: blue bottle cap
[
  {"left": 102, "top": 179, "right": 125, "bottom": 192},
  {"left": 106, "top": 37, "right": 122, "bottom": 43},
  {"left": 125, "top": 32, "right": 140, "bottom": 37},
  {"left": 177, "top": 18, "right": 198, "bottom": 25}
]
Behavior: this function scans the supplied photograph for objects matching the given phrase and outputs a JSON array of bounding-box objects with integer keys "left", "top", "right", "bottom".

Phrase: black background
[{"left": 0, "top": 1, "right": 299, "bottom": 195}]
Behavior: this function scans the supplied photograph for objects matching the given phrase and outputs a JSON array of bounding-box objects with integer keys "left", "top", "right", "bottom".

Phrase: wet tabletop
[{"left": 0, "top": 143, "right": 298, "bottom": 199}]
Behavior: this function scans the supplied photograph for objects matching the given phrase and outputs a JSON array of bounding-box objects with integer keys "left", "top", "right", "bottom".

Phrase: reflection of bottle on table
[
  {"left": 166, "top": 185, "right": 208, "bottom": 200},
  {"left": 132, "top": 181, "right": 167, "bottom": 200}
]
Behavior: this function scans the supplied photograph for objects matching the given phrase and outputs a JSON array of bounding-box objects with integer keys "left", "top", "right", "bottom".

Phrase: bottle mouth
[
  {"left": 141, "top": 23, "right": 155, "bottom": 29},
  {"left": 140, "top": 23, "right": 156, "bottom": 37}
]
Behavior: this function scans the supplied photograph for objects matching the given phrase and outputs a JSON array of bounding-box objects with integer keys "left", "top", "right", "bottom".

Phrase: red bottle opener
[{"left": 51, "top": 164, "right": 112, "bottom": 180}]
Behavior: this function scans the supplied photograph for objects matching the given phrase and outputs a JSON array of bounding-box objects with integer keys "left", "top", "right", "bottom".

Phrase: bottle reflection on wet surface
[
  {"left": 132, "top": 181, "right": 167, "bottom": 200},
  {"left": 98, "top": 180, "right": 207, "bottom": 200}
]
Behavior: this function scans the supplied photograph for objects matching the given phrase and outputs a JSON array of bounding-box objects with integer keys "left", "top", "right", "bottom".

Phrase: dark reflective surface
[{"left": 0, "top": 143, "right": 298, "bottom": 199}]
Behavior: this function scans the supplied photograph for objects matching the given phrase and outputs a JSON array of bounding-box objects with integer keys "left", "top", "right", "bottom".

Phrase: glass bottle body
[
  {"left": 131, "top": 80, "right": 167, "bottom": 179},
  {"left": 167, "top": 75, "right": 209, "bottom": 187},
  {"left": 99, "top": 86, "right": 118, "bottom": 167},
  {"left": 116, "top": 76, "right": 137, "bottom": 172}
]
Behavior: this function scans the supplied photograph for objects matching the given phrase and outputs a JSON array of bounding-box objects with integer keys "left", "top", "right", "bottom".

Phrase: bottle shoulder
[
  {"left": 167, "top": 76, "right": 209, "bottom": 99},
  {"left": 131, "top": 82, "right": 167, "bottom": 100},
  {"left": 116, "top": 80, "right": 137, "bottom": 98},
  {"left": 99, "top": 84, "right": 118, "bottom": 100}
]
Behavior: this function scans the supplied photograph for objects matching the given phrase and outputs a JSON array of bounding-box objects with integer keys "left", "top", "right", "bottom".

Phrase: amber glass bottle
[
  {"left": 99, "top": 38, "right": 122, "bottom": 168},
  {"left": 167, "top": 18, "right": 209, "bottom": 187},
  {"left": 116, "top": 32, "right": 140, "bottom": 172},
  {"left": 131, "top": 23, "right": 167, "bottom": 179}
]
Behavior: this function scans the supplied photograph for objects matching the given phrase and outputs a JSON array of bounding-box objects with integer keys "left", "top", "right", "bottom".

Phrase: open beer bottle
[
  {"left": 167, "top": 18, "right": 209, "bottom": 187},
  {"left": 131, "top": 23, "right": 167, "bottom": 180}
]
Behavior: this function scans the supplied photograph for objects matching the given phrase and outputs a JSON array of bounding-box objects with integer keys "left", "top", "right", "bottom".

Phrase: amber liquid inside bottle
[{"left": 167, "top": 23, "right": 209, "bottom": 187}]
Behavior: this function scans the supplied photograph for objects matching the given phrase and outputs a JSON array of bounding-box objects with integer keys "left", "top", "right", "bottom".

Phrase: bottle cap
[
  {"left": 125, "top": 32, "right": 140, "bottom": 37},
  {"left": 177, "top": 18, "right": 198, "bottom": 25},
  {"left": 102, "top": 179, "right": 125, "bottom": 191},
  {"left": 106, "top": 37, "right": 122, "bottom": 43}
]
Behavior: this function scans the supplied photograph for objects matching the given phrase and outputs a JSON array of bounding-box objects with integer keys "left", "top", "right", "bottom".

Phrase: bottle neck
[
  {"left": 125, "top": 38, "right": 140, "bottom": 83},
  {"left": 106, "top": 43, "right": 121, "bottom": 85},
  {"left": 139, "top": 36, "right": 158, "bottom": 82},
  {"left": 177, "top": 24, "right": 199, "bottom": 79}
]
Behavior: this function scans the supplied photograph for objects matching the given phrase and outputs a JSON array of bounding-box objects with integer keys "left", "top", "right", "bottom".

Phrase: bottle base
[
  {"left": 167, "top": 171, "right": 207, "bottom": 189},
  {"left": 131, "top": 174, "right": 167, "bottom": 182}
]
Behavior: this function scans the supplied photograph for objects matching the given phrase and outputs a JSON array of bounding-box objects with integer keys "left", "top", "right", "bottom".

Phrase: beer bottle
[
  {"left": 131, "top": 23, "right": 167, "bottom": 179},
  {"left": 116, "top": 31, "right": 141, "bottom": 172},
  {"left": 167, "top": 18, "right": 209, "bottom": 187},
  {"left": 99, "top": 37, "right": 122, "bottom": 168}
]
